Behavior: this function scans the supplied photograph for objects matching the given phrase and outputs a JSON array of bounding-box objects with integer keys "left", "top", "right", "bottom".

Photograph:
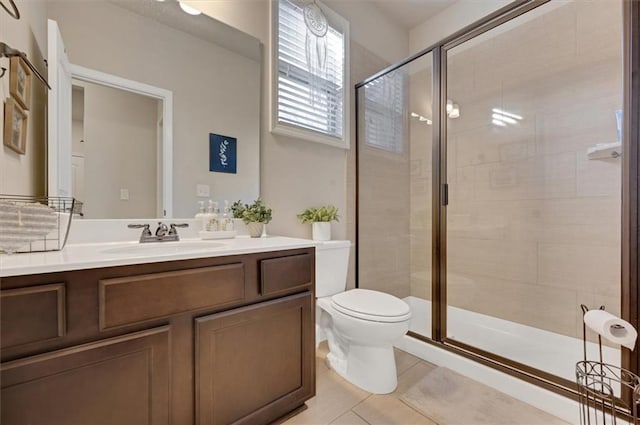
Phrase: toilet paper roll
[{"left": 584, "top": 310, "right": 637, "bottom": 350}]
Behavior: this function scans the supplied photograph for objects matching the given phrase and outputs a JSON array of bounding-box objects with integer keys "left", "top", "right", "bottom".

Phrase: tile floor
[
  {"left": 283, "top": 343, "right": 570, "bottom": 425},
  {"left": 283, "top": 343, "right": 438, "bottom": 425}
]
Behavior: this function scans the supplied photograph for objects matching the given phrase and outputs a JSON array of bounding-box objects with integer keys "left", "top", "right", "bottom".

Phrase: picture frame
[
  {"left": 3, "top": 98, "right": 28, "bottom": 155},
  {"left": 209, "top": 133, "right": 237, "bottom": 174},
  {"left": 9, "top": 56, "right": 32, "bottom": 110}
]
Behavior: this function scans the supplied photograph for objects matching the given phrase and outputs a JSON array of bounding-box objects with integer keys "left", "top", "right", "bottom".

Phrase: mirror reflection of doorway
[{"left": 71, "top": 80, "right": 160, "bottom": 218}]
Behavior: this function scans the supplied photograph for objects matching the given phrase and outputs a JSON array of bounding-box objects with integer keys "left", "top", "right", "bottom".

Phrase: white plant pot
[
  {"left": 312, "top": 222, "right": 331, "bottom": 241},
  {"left": 233, "top": 218, "right": 249, "bottom": 237},
  {"left": 247, "top": 222, "right": 264, "bottom": 238}
]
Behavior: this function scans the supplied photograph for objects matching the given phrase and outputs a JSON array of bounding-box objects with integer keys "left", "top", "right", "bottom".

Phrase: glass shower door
[
  {"left": 357, "top": 52, "right": 434, "bottom": 339},
  {"left": 444, "top": 0, "right": 623, "bottom": 382}
]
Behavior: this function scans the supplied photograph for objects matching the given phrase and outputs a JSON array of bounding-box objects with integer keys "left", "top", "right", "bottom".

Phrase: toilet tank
[{"left": 315, "top": 240, "right": 351, "bottom": 298}]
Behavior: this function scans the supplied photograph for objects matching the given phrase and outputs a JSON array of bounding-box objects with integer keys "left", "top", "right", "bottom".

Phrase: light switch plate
[
  {"left": 120, "top": 188, "right": 129, "bottom": 200},
  {"left": 196, "top": 184, "right": 210, "bottom": 198}
]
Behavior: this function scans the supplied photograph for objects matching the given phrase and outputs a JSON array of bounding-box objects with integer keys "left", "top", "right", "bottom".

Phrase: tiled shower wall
[
  {"left": 358, "top": 137, "right": 412, "bottom": 299},
  {"left": 409, "top": 1, "right": 622, "bottom": 340},
  {"left": 347, "top": 42, "right": 395, "bottom": 291}
]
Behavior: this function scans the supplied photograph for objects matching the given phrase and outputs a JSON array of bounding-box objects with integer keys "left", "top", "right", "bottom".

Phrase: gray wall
[
  {"left": 192, "top": 0, "right": 410, "bottom": 245},
  {"left": 0, "top": 1, "right": 48, "bottom": 196}
]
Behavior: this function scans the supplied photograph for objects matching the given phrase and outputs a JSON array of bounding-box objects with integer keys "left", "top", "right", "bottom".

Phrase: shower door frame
[
  {"left": 355, "top": 0, "right": 640, "bottom": 408},
  {"left": 622, "top": 0, "right": 640, "bottom": 388}
]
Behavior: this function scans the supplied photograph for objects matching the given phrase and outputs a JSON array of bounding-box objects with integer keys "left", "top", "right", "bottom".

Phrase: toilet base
[{"left": 326, "top": 344, "right": 398, "bottom": 394}]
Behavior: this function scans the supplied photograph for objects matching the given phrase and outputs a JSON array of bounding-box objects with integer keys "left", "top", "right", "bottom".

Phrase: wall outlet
[
  {"left": 120, "top": 188, "right": 129, "bottom": 200},
  {"left": 196, "top": 184, "right": 210, "bottom": 198}
]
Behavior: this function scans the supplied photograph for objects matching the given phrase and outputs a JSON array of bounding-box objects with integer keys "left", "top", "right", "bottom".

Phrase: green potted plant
[
  {"left": 230, "top": 200, "right": 249, "bottom": 237},
  {"left": 239, "top": 198, "right": 272, "bottom": 237},
  {"left": 230, "top": 200, "right": 246, "bottom": 219},
  {"left": 297, "top": 205, "right": 339, "bottom": 241}
]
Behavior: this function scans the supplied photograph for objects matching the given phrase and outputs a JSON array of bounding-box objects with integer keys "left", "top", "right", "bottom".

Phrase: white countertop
[{"left": 0, "top": 236, "right": 316, "bottom": 277}]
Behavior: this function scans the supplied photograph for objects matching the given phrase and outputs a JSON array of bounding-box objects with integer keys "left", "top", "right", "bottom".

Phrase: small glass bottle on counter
[
  {"left": 208, "top": 201, "right": 220, "bottom": 231},
  {"left": 195, "top": 201, "right": 207, "bottom": 231},
  {"left": 221, "top": 200, "right": 234, "bottom": 231}
]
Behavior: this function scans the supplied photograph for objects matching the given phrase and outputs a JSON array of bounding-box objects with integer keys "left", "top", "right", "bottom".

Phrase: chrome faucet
[
  {"left": 128, "top": 222, "right": 189, "bottom": 243},
  {"left": 155, "top": 222, "right": 169, "bottom": 237}
]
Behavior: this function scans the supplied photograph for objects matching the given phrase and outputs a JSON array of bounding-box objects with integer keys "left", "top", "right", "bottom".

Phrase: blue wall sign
[{"left": 209, "top": 133, "right": 237, "bottom": 174}]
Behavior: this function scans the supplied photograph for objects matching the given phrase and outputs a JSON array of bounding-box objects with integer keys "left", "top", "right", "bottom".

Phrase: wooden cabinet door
[
  {"left": 1, "top": 326, "right": 170, "bottom": 425},
  {"left": 196, "top": 292, "right": 315, "bottom": 425}
]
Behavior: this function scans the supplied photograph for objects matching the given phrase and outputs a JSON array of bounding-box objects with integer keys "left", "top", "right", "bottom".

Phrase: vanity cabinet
[
  {"left": 0, "top": 247, "right": 315, "bottom": 425},
  {"left": 1, "top": 326, "right": 171, "bottom": 425},
  {"left": 196, "top": 292, "right": 313, "bottom": 425}
]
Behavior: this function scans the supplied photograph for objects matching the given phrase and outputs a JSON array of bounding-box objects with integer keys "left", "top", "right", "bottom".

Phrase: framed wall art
[
  {"left": 209, "top": 133, "right": 237, "bottom": 174},
  {"left": 9, "top": 56, "right": 32, "bottom": 110},
  {"left": 3, "top": 97, "right": 28, "bottom": 155}
]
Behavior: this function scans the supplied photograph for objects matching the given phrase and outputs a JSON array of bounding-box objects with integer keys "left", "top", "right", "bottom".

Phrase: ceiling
[
  {"left": 109, "top": 0, "right": 261, "bottom": 61},
  {"left": 369, "top": 0, "right": 456, "bottom": 30}
]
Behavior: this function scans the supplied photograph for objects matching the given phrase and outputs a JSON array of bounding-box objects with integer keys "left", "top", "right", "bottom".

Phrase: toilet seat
[{"left": 330, "top": 289, "right": 411, "bottom": 323}]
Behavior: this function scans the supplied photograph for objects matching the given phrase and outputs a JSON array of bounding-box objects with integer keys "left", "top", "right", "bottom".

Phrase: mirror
[
  {"left": 71, "top": 78, "right": 164, "bottom": 219},
  {"left": 46, "top": 0, "right": 261, "bottom": 219}
]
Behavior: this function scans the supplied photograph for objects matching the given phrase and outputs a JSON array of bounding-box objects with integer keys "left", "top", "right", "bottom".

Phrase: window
[
  {"left": 363, "top": 69, "right": 407, "bottom": 154},
  {"left": 271, "top": 0, "right": 350, "bottom": 148}
]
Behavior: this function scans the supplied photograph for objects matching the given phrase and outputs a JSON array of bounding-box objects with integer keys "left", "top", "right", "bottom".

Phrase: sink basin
[{"left": 102, "top": 241, "right": 226, "bottom": 256}]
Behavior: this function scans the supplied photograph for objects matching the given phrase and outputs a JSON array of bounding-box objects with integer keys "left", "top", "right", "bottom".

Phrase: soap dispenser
[
  {"left": 195, "top": 201, "right": 206, "bottom": 231},
  {"left": 209, "top": 201, "right": 220, "bottom": 231},
  {"left": 204, "top": 200, "right": 214, "bottom": 231},
  {"left": 222, "top": 200, "right": 234, "bottom": 231}
]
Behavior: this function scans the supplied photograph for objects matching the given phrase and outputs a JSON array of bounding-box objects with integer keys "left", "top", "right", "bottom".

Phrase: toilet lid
[{"left": 331, "top": 289, "right": 411, "bottom": 323}]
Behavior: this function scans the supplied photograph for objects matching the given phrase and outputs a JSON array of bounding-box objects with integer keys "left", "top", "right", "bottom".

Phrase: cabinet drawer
[
  {"left": 99, "top": 264, "right": 245, "bottom": 330},
  {"left": 260, "top": 254, "right": 312, "bottom": 296},
  {"left": 1, "top": 284, "right": 66, "bottom": 349}
]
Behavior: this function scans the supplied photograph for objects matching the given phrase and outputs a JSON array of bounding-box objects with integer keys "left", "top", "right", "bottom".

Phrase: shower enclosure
[{"left": 356, "top": 0, "right": 639, "bottom": 408}]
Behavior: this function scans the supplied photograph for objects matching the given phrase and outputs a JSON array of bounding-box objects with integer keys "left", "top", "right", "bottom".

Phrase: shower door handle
[{"left": 442, "top": 183, "right": 449, "bottom": 206}]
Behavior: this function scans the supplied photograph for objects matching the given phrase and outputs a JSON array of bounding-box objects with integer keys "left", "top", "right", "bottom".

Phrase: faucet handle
[
  {"left": 168, "top": 223, "right": 189, "bottom": 235},
  {"left": 128, "top": 223, "right": 151, "bottom": 234},
  {"left": 128, "top": 224, "right": 152, "bottom": 241}
]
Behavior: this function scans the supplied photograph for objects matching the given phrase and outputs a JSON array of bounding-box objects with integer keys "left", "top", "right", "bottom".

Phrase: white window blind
[
  {"left": 277, "top": 0, "right": 345, "bottom": 139},
  {"left": 363, "top": 69, "right": 407, "bottom": 154}
]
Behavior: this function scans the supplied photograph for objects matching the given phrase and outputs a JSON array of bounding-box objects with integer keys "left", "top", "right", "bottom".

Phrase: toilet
[{"left": 315, "top": 240, "right": 412, "bottom": 394}]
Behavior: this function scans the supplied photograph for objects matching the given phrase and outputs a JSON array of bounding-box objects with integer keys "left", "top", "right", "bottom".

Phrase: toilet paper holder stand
[{"left": 576, "top": 304, "right": 640, "bottom": 425}]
